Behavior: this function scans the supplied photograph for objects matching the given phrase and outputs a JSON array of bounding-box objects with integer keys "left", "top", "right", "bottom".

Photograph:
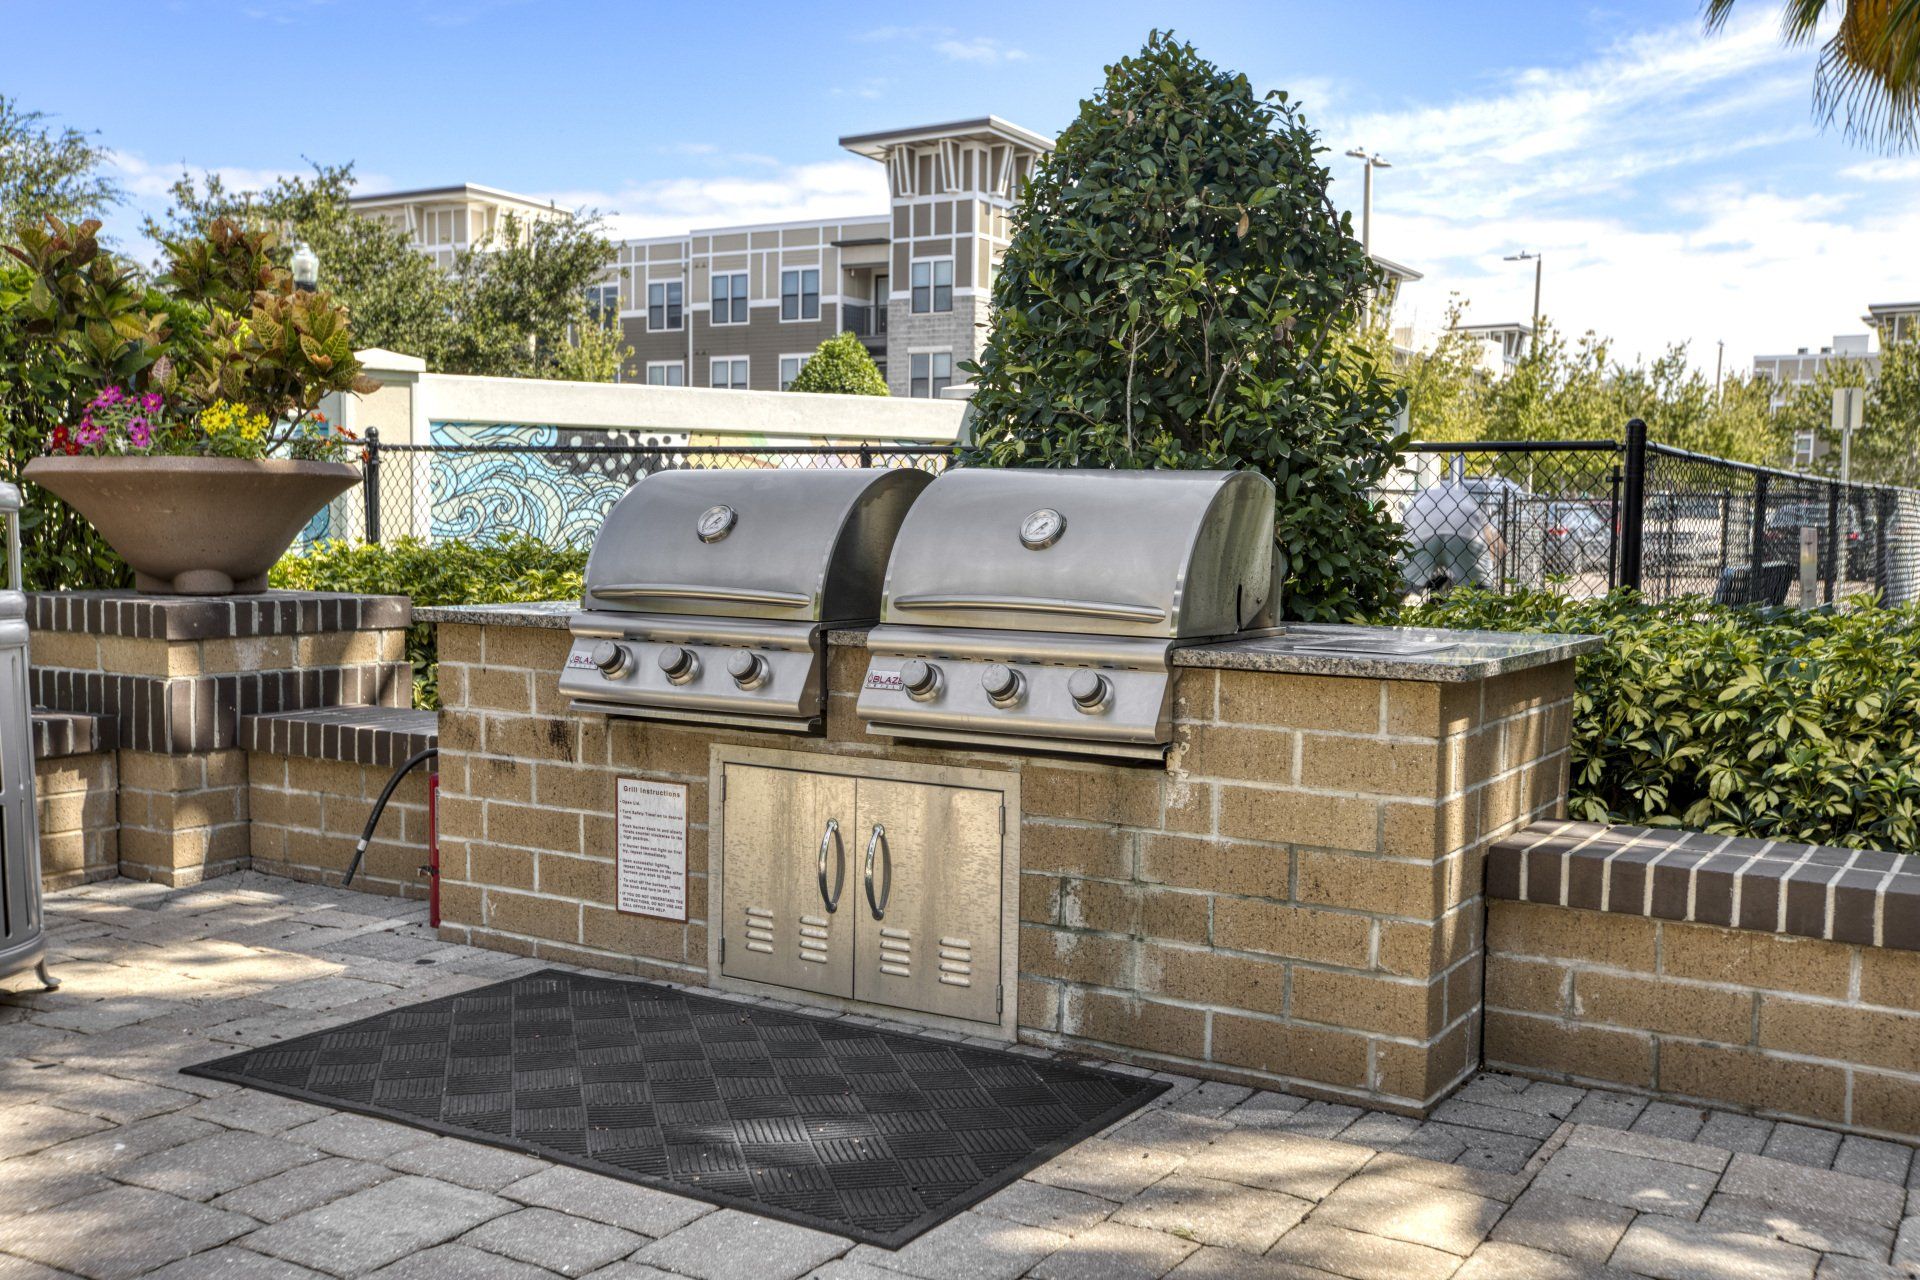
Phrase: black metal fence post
[
  {"left": 859, "top": 443, "right": 874, "bottom": 468},
  {"left": 1878, "top": 489, "right": 1897, "bottom": 597},
  {"left": 363, "top": 427, "right": 382, "bottom": 544},
  {"left": 1618, "top": 418, "right": 1648, "bottom": 592},
  {"left": 1750, "top": 470, "right": 1770, "bottom": 584},
  {"left": 1826, "top": 481, "right": 1841, "bottom": 604}
]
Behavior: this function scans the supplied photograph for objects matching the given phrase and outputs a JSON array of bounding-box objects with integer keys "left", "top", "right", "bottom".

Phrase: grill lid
[
  {"left": 879, "top": 468, "right": 1277, "bottom": 639},
  {"left": 583, "top": 468, "right": 933, "bottom": 624}
]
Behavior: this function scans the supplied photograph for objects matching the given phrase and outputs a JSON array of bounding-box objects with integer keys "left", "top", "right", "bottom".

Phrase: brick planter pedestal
[{"left": 27, "top": 592, "right": 412, "bottom": 886}]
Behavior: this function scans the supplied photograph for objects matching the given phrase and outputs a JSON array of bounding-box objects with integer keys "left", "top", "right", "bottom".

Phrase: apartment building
[
  {"left": 353, "top": 115, "right": 1424, "bottom": 399},
  {"left": 1865, "top": 302, "right": 1920, "bottom": 347},
  {"left": 347, "top": 183, "right": 572, "bottom": 270},
  {"left": 1450, "top": 321, "right": 1534, "bottom": 376},
  {"left": 602, "top": 117, "right": 1050, "bottom": 396}
]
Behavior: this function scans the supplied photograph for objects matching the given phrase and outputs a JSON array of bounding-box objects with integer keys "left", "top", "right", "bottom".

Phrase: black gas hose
[{"left": 342, "top": 747, "right": 438, "bottom": 888}]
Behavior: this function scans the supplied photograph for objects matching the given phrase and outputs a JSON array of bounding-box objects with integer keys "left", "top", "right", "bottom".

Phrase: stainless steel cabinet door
[
  {"left": 719, "top": 764, "right": 856, "bottom": 999},
  {"left": 851, "top": 779, "right": 1003, "bottom": 1025}
]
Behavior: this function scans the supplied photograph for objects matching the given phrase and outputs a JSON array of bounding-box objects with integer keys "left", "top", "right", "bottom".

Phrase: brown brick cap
[
  {"left": 242, "top": 706, "right": 438, "bottom": 768},
  {"left": 30, "top": 708, "right": 113, "bottom": 760},
  {"left": 1488, "top": 820, "right": 1920, "bottom": 951}
]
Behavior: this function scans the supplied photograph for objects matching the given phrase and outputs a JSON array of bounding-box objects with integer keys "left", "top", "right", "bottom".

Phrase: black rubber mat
[{"left": 184, "top": 968, "right": 1166, "bottom": 1247}]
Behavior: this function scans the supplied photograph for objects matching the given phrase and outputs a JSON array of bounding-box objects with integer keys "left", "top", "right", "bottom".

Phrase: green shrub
[
  {"left": 272, "top": 535, "right": 584, "bottom": 708},
  {"left": 963, "top": 32, "right": 1407, "bottom": 620},
  {"left": 1400, "top": 588, "right": 1920, "bottom": 849},
  {"left": 787, "top": 331, "right": 888, "bottom": 396}
]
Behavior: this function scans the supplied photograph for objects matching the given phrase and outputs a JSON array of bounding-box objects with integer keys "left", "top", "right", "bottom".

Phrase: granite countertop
[
  {"left": 419, "top": 606, "right": 1599, "bottom": 682},
  {"left": 1173, "top": 623, "right": 1601, "bottom": 682},
  {"left": 414, "top": 601, "right": 575, "bottom": 629}
]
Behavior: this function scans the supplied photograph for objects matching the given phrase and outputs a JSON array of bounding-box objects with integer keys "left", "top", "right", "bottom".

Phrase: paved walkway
[{"left": 5, "top": 875, "right": 1920, "bottom": 1280}]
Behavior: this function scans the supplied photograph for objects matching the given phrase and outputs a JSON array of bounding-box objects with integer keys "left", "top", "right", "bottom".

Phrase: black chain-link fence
[
  {"left": 305, "top": 422, "right": 1920, "bottom": 608},
  {"left": 1398, "top": 422, "right": 1920, "bottom": 606}
]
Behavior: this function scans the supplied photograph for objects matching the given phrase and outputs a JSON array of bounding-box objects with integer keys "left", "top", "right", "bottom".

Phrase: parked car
[
  {"left": 1762, "top": 501, "right": 1869, "bottom": 580},
  {"left": 1541, "top": 502, "right": 1612, "bottom": 575}
]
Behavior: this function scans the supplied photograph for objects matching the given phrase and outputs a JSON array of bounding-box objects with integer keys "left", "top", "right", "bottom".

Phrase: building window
[
  {"left": 710, "top": 272, "right": 748, "bottom": 325},
  {"left": 779, "top": 354, "right": 811, "bottom": 390},
  {"left": 648, "top": 281, "right": 683, "bottom": 332},
  {"left": 911, "top": 259, "right": 952, "bottom": 314},
  {"left": 710, "top": 357, "right": 749, "bottom": 390},
  {"left": 646, "top": 362, "right": 685, "bottom": 387},
  {"left": 909, "top": 351, "right": 952, "bottom": 398},
  {"left": 582, "top": 283, "right": 619, "bottom": 326},
  {"left": 781, "top": 268, "right": 820, "bottom": 321}
]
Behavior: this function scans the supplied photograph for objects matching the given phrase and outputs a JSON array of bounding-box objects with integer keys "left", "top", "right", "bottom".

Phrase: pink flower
[
  {"left": 128, "top": 419, "right": 152, "bottom": 449},
  {"left": 97, "top": 386, "right": 124, "bottom": 406},
  {"left": 140, "top": 392, "right": 163, "bottom": 412},
  {"left": 74, "top": 422, "right": 105, "bottom": 447}
]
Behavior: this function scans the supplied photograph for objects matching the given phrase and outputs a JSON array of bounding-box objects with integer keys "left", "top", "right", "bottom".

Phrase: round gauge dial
[
  {"left": 1019, "top": 508, "right": 1066, "bottom": 550},
  {"left": 695, "top": 504, "right": 738, "bottom": 543}
]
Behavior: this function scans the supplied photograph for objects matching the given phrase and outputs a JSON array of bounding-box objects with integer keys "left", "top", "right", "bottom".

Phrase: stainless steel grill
[
  {"left": 856, "top": 468, "right": 1279, "bottom": 758},
  {"left": 562, "top": 468, "right": 932, "bottom": 732}
]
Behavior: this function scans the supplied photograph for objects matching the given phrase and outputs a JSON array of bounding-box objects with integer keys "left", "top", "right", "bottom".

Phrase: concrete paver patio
[{"left": 7, "top": 873, "right": 1920, "bottom": 1280}]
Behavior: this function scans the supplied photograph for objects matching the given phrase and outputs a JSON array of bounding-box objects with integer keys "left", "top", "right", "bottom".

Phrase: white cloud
[
  {"left": 934, "top": 37, "right": 1029, "bottom": 65},
  {"left": 536, "top": 158, "right": 889, "bottom": 241},
  {"left": 1323, "top": 10, "right": 1920, "bottom": 371},
  {"left": 1841, "top": 156, "right": 1920, "bottom": 182}
]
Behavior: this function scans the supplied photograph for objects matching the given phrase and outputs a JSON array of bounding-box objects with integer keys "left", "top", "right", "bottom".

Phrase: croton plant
[{"left": 5, "top": 215, "right": 377, "bottom": 462}]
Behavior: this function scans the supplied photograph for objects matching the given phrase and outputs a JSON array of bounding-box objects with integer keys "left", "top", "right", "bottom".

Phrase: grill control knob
[
  {"left": 899, "top": 659, "right": 940, "bottom": 697},
  {"left": 982, "top": 663, "right": 1023, "bottom": 703},
  {"left": 590, "top": 641, "right": 631, "bottom": 678},
  {"left": 656, "top": 646, "right": 697, "bottom": 682},
  {"left": 727, "top": 650, "right": 767, "bottom": 688},
  {"left": 1068, "top": 670, "right": 1111, "bottom": 712}
]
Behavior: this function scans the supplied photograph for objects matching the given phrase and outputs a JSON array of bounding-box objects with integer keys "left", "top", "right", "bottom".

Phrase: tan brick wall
[
  {"left": 29, "top": 627, "right": 406, "bottom": 677},
  {"left": 1486, "top": 898, "right": 1920, "bottom": 1140},
  {"left": 249, "top": 754, "right": 431, "bottom": 900},
  {"left": 437, "top": 621, "right": 1577, "bottom": 1113},
  {"left": 116, "top": 750, "right": 250, "bottom": 887},
  {"left": 36, "top": 752, "right": 118, "bottom": 891}
]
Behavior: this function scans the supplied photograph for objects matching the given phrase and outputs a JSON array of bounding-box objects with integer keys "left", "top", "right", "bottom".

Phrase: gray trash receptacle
[{"left": 0, "top": 481, "right": 56, "bottom": 991}]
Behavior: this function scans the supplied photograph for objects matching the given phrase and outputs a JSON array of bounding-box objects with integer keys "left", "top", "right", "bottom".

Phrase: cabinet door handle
[
  {"left": 863, "top": 823, "right": 890, "bottom": 921},
  {"left": 816, "top": 819, "right": 843, "bottom": 913}
]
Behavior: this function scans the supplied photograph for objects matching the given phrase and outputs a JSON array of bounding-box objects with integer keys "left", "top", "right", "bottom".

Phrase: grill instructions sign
[{"left": 615, "top": 778, "right": 688, "bottom": 921}]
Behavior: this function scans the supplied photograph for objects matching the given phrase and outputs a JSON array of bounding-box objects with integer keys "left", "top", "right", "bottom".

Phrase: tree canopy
[
  {"left": 145, "top": 164, "right": 627, "bottom": 381},
  {"left": 0, "top": 95, "right": 121, "bottom": 229},
  {"left": 964, "top": 31, "right": 1408, "bottom": 620}
]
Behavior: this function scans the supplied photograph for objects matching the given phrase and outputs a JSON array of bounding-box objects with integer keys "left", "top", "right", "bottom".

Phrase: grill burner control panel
[
  {"left": 857, "top": 631, "right": 1177, "bottom": 760},
  {"left": 561, "top": 628, "right": 826, "bottom": 734}
]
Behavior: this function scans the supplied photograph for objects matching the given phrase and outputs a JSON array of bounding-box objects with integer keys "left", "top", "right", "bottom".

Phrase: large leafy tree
[
  {"left": 0, "top": 96, "right": 121, "bottom": 229},
  {"left": 964, "top": 31, "right": 1407, "bottom": 620},
  {"left": 1705, "top": 0, "right": 1920, "bottom": 152},
  {"left": 146, "top": 165, "right": 625, "bottom": 380}
]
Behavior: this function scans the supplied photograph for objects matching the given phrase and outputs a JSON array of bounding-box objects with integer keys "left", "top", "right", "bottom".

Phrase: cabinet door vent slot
[{"left": 744, "top": 906, "right": 775, "bottom": 955}]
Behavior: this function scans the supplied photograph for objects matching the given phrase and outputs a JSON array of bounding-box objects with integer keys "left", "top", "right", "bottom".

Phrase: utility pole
[
  {"left": 1715, "top": 340, "right": 1724, "bottom": 400},
  {"left": 1344, "top": 147, "right": 1391, "bottom": 258},
  {"left": 1345, "top": 148, "right": 1391, "bottom": 325},
  {"left": 1504, "top": 251, "right": 1542, "bottom": 352}
]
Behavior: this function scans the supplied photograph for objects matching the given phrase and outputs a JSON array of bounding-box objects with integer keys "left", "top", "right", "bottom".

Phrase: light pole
[
  {"left": 1344, "top": 148, "right": 1392, "bottom": 259},
  {"left": 1504, "top": 251, "right": 1542, "bottom": 353}
]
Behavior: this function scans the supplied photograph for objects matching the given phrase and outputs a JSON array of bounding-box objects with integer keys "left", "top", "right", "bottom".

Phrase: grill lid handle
[
  {"left": 889, "top": 594, "right": 1168, "bottom": 623},
  {"left": 589, "top": 583, "right": 813, "bottom": 610}
]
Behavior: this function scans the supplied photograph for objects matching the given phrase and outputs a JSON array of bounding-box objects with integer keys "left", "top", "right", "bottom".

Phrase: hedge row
[
  {"left": 1402, "top": 588, "right": 1920, "bottom": 850},
  {"left": 271, "top": 536, "right": 584, "bottom": 709}
]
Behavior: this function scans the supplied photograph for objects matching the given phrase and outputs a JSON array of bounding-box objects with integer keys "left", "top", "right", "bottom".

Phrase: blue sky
[{"left": 6, "top": 0, "right": 1916, "bottom": 370}]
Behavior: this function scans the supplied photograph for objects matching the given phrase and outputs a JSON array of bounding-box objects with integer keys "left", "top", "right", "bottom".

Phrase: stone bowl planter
[{"left": 23, "top": 455, "right": 360, "bottom": 595}]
